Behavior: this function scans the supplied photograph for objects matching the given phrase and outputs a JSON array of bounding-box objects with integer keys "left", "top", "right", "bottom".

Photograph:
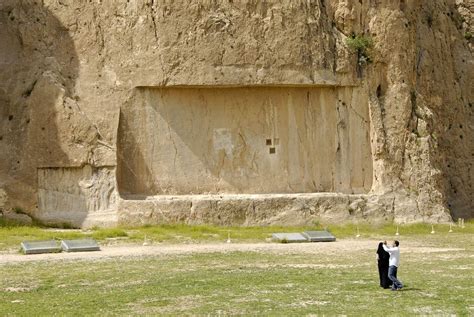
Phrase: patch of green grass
[
  {"left": 0, "top": 226, "right": 128, "bottom": 252},
  {"left": 326, "top": 222, "right": 474, "bottom": 239},
  {"left": 0, "top": 226, "right": 84, "bottom": 251},
  {"left": 126, "top": 224, "right": 320, "bottom": 243},
  {"left": 0, "top": 234, "right": 472, "bottom": 315},
  {"left": 0, "top": 217, "right": 23, "bottom": 228},
  {"left": 127, "top": 221, "right": 474, "bottom": 244},
  {"left": 1, "top": 221, "right": 472, "bottom": 251},
  {"left": 90, "top": 228, "right": 128, "bottom": 240}
]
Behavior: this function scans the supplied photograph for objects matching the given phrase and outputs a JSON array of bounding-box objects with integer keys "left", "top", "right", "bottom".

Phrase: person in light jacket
[{"left": 383, "top": 240, "right": 403, "bottom": 291}]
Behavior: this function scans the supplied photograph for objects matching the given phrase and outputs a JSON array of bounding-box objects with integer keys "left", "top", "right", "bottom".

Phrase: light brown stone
[
  {"left": 118, "top": 87, "right": 372, "bottom": 196},
  {"left": 0, "top": 0, "right": 471, "bottom": 227},
  {"left": 1, "top": 210, "right": 33, "bottom": 225}
]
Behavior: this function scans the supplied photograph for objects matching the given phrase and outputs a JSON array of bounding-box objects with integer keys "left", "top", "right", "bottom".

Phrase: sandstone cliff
[{"left": 0, "top": 0, "right": 472, "bottom": 227}]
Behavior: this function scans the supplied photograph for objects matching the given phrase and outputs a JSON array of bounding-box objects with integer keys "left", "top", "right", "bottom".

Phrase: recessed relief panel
[
  {"left": 37, "top": 166, "right": 117, "bottom": 224},
  {"left": 117, "top": 87, "right": 372, "bottom": 195}
]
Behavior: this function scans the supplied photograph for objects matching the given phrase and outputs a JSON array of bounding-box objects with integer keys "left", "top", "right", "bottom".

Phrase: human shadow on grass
[
  {"left": 399, "top": 287, "right": 422, "bottom": 292},
  {"left": 379, "top": 285, "right": 422, "bottom": 292}
]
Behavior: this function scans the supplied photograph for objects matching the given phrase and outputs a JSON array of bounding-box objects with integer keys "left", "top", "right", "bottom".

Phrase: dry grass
[{"left": 0, "top": 228, "right": 472, "bottom": 316}]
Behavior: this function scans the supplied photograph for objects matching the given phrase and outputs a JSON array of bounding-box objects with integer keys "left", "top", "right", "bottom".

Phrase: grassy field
[
  {"left": 0, "top": 222, "right": 473, "bottom": 315},
  {"left": 1, "top": 218, "right": 472, "bottom": 251}
]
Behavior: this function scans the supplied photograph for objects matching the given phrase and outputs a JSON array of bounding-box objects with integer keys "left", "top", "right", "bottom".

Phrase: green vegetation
[
  {"left": 11, "top": 207, "right": 24, "bottom": 214},
  {"left": 345, "top": 34, "right": 373, "bottom": 65},
  {"left": 90, "top": 228, "right": 128, "bottom": 240},
  {"left": 0, "top": 220, "right": 472, "bottom": 252},
  {"left": 0, "top": 230, "right": 472, "bottom": 315},
  {"left": 0, "top": 225, "right": 84, "bottom": 251},
  {"left": 465, "top": 31, "right": 472, "bottom": 40}
]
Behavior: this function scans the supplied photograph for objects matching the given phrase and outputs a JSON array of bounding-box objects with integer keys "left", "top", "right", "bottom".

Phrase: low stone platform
[
  {"left": 61, "top": 239, "right": 101, "bottom": 252},
  {"left": 21, "top": 240, "right": 61, "bottom": 255},
  {"left": 302, "top": 230, "right": 336, "bottom": 242},
  {"left": 272, "top": 233, "right": 309, "bottom": 243}
]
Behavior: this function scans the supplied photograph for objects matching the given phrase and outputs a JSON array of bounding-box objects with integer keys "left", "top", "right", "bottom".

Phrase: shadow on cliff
[
  {"left": 116, "top": 104, "right": 158, "bottom": 198},
  {"left": 0, "top": 1, "right": 79, "bottom": 216}
]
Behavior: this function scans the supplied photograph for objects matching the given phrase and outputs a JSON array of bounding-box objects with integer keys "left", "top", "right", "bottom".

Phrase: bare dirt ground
[{"left": 0, "top": 239, "right": 464, "bottom": 264}]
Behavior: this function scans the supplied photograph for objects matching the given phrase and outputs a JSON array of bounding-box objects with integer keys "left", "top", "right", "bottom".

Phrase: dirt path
[{"left": 0, "top": 239, "right": 464, "bottom": 264}]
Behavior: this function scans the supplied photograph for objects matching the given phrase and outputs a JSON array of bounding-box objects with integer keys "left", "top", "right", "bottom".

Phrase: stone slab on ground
[
  {"left": 302, "top": 231, "right": 336, "bottom": 242},
  {"left": 272, "top": 233, "right": 308, "bottom": 243},
  {"left": 61, "top": 239, "right": 101, "bottom": 252},
  {"left": 21, "top": 240, "right": 61, "bottom": 255}
]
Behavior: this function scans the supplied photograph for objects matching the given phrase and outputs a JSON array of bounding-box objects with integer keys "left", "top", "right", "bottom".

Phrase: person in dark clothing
[{"left": 376, "top": 242, "right": 391, "bottom": 289}]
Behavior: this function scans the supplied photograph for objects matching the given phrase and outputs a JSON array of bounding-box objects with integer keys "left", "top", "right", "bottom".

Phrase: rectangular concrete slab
[
  {"left": 21, "top": 240, "right": 61, "bottom": 255},
  {"left": 302, "top": 231, "right": 336, "bottom": 242},
  {"left": 272, "top": 232, "right": 308, "bottom": 243},
  {"left": 61, "top": 239, "right": 100, "bottom": 252}
]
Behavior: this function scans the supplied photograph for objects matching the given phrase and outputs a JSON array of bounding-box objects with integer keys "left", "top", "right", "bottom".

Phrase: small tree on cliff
[{"left": 346, "top": 33, "right": 373, "bottom": 66}]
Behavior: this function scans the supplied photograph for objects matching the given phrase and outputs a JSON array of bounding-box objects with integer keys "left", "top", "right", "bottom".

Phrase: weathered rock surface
[
  {"left": 118, "top": 87, "right": 372, "bottom": 196},
  {"left": 0, "top": 210, "right": 33, "bottom": 225},
  {"left": 0, "top": 0, "right": 472, "bottom": 227}
]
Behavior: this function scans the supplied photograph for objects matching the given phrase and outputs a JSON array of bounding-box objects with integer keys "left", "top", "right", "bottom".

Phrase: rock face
[
  {"left": 0, "top": 0, "right": 472, "bottom": 227},
  {"left": 37, "top": 166, "right": 117, "bottom": 227},
  {"left": 118, "top": 87, "right": 372, "bottom": 196}
]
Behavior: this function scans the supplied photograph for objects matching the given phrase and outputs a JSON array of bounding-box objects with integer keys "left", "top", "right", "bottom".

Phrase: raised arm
[{"left": 382, "top": 244, "right": 396, "bottom": 253}]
